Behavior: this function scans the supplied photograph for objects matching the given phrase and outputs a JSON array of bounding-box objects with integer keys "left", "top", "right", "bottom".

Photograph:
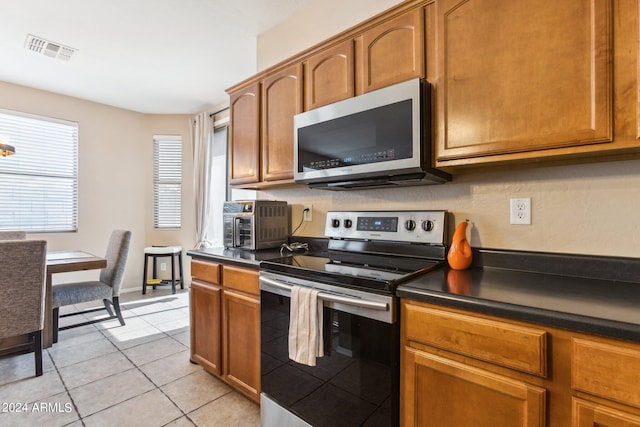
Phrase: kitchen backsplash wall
[{"left": 260, "top": 158, "right": 640, "bottom": 258}]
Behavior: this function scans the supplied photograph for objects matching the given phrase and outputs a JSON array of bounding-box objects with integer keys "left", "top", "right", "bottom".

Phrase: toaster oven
[{"left": 223, "top": 200, "right": 289, "bottom": 250}]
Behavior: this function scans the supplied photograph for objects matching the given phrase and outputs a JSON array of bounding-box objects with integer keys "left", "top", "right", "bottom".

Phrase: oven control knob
[
  {"left": 421, "top": 220, "right": 434, "bottom": 232},
  {"left": 331, "top": 218, "right": 341, "bottom": 228},
  {"left": 404, "top": 219, "right": 416, "bottom": 231},
  {"left": 344, "top": 219, "right": 353, "bottom": 228}
]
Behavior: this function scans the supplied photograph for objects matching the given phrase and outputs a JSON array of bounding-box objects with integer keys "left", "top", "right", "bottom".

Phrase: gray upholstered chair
[
  {"left": 0, "top": 231, "right": 26, "bottom": 240},
  {"left": 0, "top": 239, "right": 48, "bottom": 376},
  {"left": 52, "top": 230, "right": 131, "bottom": 342}
]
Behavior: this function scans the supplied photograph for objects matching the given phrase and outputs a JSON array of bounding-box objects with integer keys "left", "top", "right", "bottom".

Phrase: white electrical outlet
[
  {"left": 160, "top": 262, "right": 167, "bottom": 271},
  {"left": 303, "top": 204, "right": 313, "bottom": 222},
  {"left": 510, "top": 198, "right": 531, "bottom": 225}
]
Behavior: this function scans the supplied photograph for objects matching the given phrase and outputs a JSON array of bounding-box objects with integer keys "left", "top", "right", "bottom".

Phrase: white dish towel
[{"left": 288, "top": 285, "right": 324, "bottom": 366}]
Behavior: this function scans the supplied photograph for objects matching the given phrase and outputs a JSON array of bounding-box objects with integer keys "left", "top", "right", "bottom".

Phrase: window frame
[
  {"left": 0, "top": 108, "right": 79, "bottom": 233},
  {"left": 153, "top": 134, "right": 183, "bottom": 230}
]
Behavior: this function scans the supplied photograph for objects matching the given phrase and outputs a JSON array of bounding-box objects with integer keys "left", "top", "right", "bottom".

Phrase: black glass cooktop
[{"left": 260, "top": 251, "right": 443, "bottom": 293}]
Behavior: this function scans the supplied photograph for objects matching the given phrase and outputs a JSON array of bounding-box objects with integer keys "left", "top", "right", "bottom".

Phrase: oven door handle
[{"left": 260, "top": 276, "right": 389, "bottom": 311}]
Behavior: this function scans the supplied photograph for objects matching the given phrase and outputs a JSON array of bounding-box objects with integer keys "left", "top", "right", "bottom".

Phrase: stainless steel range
[{"left": 259, "top": 210, "right": 448, "bottom": 427}]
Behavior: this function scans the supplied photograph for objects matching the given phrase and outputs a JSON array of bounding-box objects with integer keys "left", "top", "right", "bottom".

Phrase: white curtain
[{"left": 191, "top": 112, "right": 213, "bottom": 249}]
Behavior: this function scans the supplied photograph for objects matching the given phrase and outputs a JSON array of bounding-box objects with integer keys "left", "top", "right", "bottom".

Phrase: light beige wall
[
  {"left": 0, "top": 81, "right": 194, "bottom": 291},
  {"left": 256, "top": 0, "right": 640, "bottom": 259},
  {"left": 257, "top": 0, "right": 404, "bottom": 70}
]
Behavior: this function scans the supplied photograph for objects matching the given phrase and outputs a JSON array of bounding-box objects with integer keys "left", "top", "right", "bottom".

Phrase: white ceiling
[{"left": 0, "top": 0, "right": 312, "bottom": 114}]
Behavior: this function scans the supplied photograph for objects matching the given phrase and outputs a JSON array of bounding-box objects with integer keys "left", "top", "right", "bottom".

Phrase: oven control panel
[{"left": 325, "top": 210, "right": 447, "bottom": 244}]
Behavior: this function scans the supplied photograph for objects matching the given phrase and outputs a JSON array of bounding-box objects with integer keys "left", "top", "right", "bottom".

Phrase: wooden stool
[{"left": 142, "top": 246, "right": 183, "bottom": 294}]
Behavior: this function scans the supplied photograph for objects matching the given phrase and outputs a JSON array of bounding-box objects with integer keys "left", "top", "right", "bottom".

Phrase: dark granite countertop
[
  {"left": 186, "top": 247, "right": 284, "bottom": 269},
  {"left": 398, "top": 248, "right": 640, "bottom": 343},
  {"left": 187, "top": 244, "right": 640, "bottom": 343},
  {"left": 186, "top": 238, "right": 327, "bottom": 269}
]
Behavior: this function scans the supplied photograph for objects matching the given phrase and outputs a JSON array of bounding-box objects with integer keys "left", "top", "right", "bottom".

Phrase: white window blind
[
  {"left": 0, "top": 109, "right": 78, "bottom": 232},
  {"left": 153, "top": 135, "right": 182, "bottom": 229}
]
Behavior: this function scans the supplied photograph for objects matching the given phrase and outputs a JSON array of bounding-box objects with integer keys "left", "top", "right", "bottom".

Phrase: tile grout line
[
  {"left": 47, "top": 347, "right": 87, "bottom": 426},
  {"left": 162, "top": 388, "right": 236, "bottom": 427}
]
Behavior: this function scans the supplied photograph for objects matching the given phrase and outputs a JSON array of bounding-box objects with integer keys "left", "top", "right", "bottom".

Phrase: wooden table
[{"left": 45, "top": 251, "right": 107, "bottom": 348}]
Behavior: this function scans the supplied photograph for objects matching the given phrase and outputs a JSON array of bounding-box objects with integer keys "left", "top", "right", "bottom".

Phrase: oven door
[
  {"left": 260, "top": 272, "right": 399, "bottom": 427},
  {"left": 223, "top": 214, "right": 255, "bottom": 249}
]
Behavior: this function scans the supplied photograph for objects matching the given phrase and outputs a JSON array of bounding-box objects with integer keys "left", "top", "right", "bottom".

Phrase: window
[
  {"left": 0, "top": 109, "right": 78, "bottom": 232},
  {"left": 153, "top": 135, "right": 182, "bottom": 229},
  {"left": 207, "top": 118, "right": 229, "bottom": 247}
]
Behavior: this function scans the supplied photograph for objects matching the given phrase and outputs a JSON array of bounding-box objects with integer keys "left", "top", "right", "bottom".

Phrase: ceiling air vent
[{"left": 25, "top": 34, "right": 77, "bottom": 62}]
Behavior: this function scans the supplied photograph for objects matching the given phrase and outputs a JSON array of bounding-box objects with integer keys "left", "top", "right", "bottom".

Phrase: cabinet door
[
  {"left": 261, "top": 64, "right": 303, "bottom": 182},
  {"left": 190, "top": 279, "right": 222, "bottom": 376},
  {"left": 304, "top": 39, "right": 355, "bottom": 110},
  {"left": 572, "top": 338, "right": 640, "bottom": 409},
  {"left": 436, "top": 0, "right": 612, "bottom": 164},
  {"left": 229, "top": 82, "right": 260, "bottom": 185},
  {"left": 401, "top": 347, "right": 546, "bottom": 427},
  {"left": 222, "top": 288, "right": 261, "bottom": 402},
  {"left": 359, "top": 7, "right": 425, "bottom": 94},
  {"left": 573, "top": 398, "right": 640, "bottom": 427}
]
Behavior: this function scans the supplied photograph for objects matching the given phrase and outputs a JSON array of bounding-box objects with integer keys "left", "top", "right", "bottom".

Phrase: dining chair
[
  {"left": 0, "top": 239, "right": 48, "bottom": 376},
  {"left": 52, "top": 230, "right": 131, "bottom": 343},
  {"left": 0, "top": 231, "right": 26, "bottom": 240}
]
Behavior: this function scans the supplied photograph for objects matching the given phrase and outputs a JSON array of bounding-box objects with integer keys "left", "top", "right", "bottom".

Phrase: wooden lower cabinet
[
  {"left": 402, "top": 347, "right": 546, "bottom": 426},
  {"left": 222, "top": 288, "right": 260, "bottom": 401},
  {"left": 572, "top": 398, "right": 640, "bottom": 427},
  {"left": 190, "top": 279, "right": 222, "bottom": 375},
  {"left": 190, "top": 259, "right": 260, "bottom": 403},
  {"left": 571, "top": 338, "right": 640, "bottom": 427},
  {"left": 401, "top": 300, "right": 547, "bottom": 426},
  {"left": 401, "top": 299, "right": 640, "bottom": 426}
]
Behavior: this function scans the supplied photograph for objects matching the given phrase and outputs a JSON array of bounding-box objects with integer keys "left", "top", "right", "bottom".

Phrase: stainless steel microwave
[
  {"left": 293, "top": 78, "right": 450, "bottom": 190},
  {"left": 223, "top": 200, "right": 288, "bottom": 250}
]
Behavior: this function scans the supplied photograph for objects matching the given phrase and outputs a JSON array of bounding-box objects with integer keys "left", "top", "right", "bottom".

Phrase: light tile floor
[{"left": 0, "top": 289, "right": 261, "bottom": 427}]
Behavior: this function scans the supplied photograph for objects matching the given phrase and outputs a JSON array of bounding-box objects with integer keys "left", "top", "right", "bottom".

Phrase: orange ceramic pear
[{"left": 447, "top": 220, "right": 472, "bottom": 270}]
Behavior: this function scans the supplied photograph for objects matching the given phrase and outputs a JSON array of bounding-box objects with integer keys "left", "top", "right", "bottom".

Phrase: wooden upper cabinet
[
  {"left": 304, "top": 39, "right": 355, "bottom": 110},
  {"left": 359, "top": 7, "right": 425, "bottom": 94},
  {"left": 435, "top": 0, "right": 613, "bottom": 164},
  {"left": 229, "top": 82, "right": 260, "bottom": 185},
  {"left": 261, "top": 64, "right": 303, "bottom": 182}
]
